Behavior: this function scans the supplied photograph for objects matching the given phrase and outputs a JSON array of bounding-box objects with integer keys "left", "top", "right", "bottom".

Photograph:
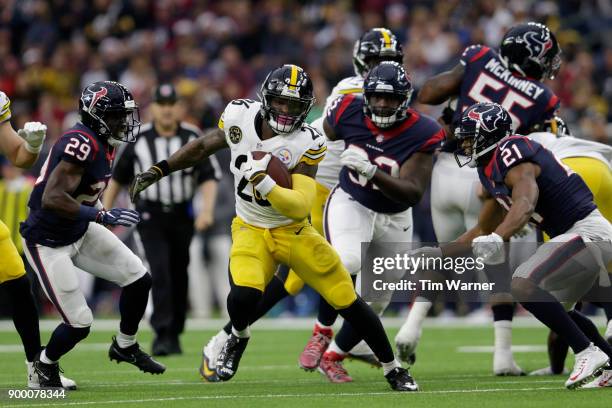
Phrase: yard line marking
[
  {"left": 0, "top": 377, "right": 564, "bottom": 388},
  {"left": 0, "top": 386, "right": 563, "bottom": 407},
  {"left": 0, "top": 316, "right": 607, "bottom": 331},
  {"left": 0, "top": 344, "right": 109, "bottom": 353},
  {"left": 457, "top": 345, "right": 547, "bottom": 353}
]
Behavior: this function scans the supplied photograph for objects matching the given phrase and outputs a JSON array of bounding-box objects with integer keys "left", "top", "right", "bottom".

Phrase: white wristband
[{"left": 254, "top": 175, "right": 277, "bottom": 198}]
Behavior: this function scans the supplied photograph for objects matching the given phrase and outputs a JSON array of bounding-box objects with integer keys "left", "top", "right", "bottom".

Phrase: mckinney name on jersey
[{"left": 219, "top": 98, "right": 326, "bottom": 228}]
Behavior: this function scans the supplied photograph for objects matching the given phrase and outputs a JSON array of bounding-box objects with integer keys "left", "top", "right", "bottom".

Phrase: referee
[{"left": 104, "top": 84, "right": 220, "bottom": 356}]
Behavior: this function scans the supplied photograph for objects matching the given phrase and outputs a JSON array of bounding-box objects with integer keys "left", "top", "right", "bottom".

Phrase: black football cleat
[
  {"left": 385, "top": 367, "right": 419, "bottom": 391},
  {"left": 216, "top": 334, "right": 249, "bottom": 381},
  {"left": 109, "top": 336, "right": 166, "bottom": 374},
  {"left": 32, "top": 358, "right": 63, "bottom": 389}
]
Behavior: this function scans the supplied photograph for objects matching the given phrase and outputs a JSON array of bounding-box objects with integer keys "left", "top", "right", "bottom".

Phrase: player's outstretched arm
[
  {"left": 0, "top": 121, "right": 46, "bottom": 169},
  {"left": 129, "top": 128, "right": 228, "bottom": 202},
  {"left": 371, "top": 152, "right": 433, "bottom": 207},
  {"left": 261, "top": 162, "right": 317, "bottom": 221},
  {"left": 417, "top": 64, "right": 464, "bottom": 105},
  {"left": 494, "top": 162, "right": 540, "bottom": 240}
]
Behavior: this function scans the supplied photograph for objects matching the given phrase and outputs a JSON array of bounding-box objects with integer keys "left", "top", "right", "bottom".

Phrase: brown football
[{"left": 252, "top": 151, "right": 292, "bottom": 189}]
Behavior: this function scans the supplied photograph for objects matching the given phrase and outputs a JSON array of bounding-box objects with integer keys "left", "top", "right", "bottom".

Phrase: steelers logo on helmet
[
  {"left": 259, "top": 64, "right": 315, "bottom": 135},
  {"left": 363, "top": 61, "right": 413, "bottom": 129},
  {"left": 454, "top": 102, "right": 513, "bottom": 168},
  {"left": 79, "top": 80, "right": 140, "bottom": 147},
  {"left": 353, "top": 28, "right": 404, "bottom": 78},
  {"left": 500, "top": 22, "right": 561, "bottom": 80}
]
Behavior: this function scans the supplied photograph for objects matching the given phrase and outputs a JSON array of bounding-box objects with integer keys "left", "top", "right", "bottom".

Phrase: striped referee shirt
[{"left": 112, "top": 121, "right": 221, "bottom": 205}]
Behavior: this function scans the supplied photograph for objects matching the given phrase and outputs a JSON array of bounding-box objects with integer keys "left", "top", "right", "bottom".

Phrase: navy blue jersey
[
  {"left": 327, "top": 94, "right": 444, "bottom": 213},
  {"left": 478, "top": 136, "right": 596, "bottom": 238},
  {"left": 21, "top": 123, "right": 114, "bottom": 247},
  {"left": 442, "top": 45, "right": 560, "bottom": 153}
]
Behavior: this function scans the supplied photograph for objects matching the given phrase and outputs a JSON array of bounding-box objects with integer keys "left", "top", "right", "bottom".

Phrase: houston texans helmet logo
[
  {"left": 466, "top": 103, "right": 507, "bottom": 134},
  {"left": 81, "top": 86, "right": 108, "bottom": 113},
  {"left": 524, "top": 30, "right": 552, "bottom": 59}
]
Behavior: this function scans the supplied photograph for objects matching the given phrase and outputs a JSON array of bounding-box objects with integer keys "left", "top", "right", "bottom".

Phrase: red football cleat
[
  {"left": 318, "top": 351, "right": 353, "bottom": 383},
  {"left": 299, "top": 326, "right": 333, "bottom": 371}
]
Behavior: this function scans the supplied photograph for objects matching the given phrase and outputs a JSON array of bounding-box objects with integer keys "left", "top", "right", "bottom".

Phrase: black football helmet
[
  {"left": 454, "top": 102, "right": 513, "bottom": 168},
  {"left": 363, "top": 61, "right": 413, "bottom": 128},
  {"left": 500, "top": 22, "right": 561, "bottom": 81},
  {"left": 532, "top": 115, "right": 571, "bottom": 138},
  {"left": 353, "top": 28, "right": 404, "bottom": 78},
  {"left": 259, "top": 64, "right": 315, "bottom": 135},
  {"left": 79, "top": 81, "right": 140, "bottom": 146}
]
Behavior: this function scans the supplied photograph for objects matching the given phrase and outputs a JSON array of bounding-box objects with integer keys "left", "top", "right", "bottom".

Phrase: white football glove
[
  {"left": 472, "top": 233, "right": 505, "bottom": 265},
  {"left": 17, "top": 122, "right": 47, "bottom": 154},
  {"left": 240, "top": 152, "right": 271, "bottom": 182},
  {"left": 340, "top": 145, "right": 377, "bottom": 180}
]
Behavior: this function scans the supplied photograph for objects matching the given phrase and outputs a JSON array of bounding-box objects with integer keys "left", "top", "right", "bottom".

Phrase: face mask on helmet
[
  {"left": 363, "top": 61, "right": 412, "bottom": 128},
  {"left": 102, "top": 105, "right": 140, "bottom": 147},
  {"left": 532, "top": 115, "right": 571, "bottom": 138},
  {"left": 260, "top": 65, "right": 315, "bottom": 135},
  {"left": 453, "top": 103, "right": 512, "bottom": 168},
  {"left": 353, "top": 28, "right": 404, "bottom": 78}
]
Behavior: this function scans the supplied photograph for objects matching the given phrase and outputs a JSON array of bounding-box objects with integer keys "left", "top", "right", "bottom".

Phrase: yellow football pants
[
  {"left": 0, "top": 220, "right": 26, "bottom": 284},
  {"left": 563, "top": 157, "right": 612, "bottom": 222},
  {"left": 229, "top": 215, "right": 355, "bottom": 310},
  {"left": 281, "top": 181, "right": 330, "bottom": 295},
  {"left": 543, "top": 157, "right": 612, "bottom": 242}
]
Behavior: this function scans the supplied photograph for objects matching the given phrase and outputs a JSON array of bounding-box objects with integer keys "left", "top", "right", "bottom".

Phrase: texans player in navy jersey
[
  {"left": 311, "top": 61, "right": 444, "bottom": 383},
  {"left": 20, "top": 81, "right": 165, "bottom": 388},
  {"left": 398, "top": 22, "right": 562, "bottom": 375},
  {"left": 444, "top": 102, "right": 612, "bottom": 389}
]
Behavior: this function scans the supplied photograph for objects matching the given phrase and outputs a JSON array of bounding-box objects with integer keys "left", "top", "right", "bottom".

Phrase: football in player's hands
[{"left": 251, "top": 151, "right": 292, "bottom": 189}]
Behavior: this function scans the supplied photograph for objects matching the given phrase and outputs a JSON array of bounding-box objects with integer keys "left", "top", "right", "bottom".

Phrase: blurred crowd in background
[{"left": 0, "top": 0, "right": 611, "bottom": 319}]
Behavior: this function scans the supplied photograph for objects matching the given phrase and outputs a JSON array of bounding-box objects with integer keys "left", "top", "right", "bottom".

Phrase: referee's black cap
[{"left": 153, "top": 83, "right": 178, "bottom": 104}]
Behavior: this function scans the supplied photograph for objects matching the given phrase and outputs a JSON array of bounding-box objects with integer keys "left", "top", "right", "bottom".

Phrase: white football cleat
[
  {"left": 493, "top": 350, "right": 525, "bottom": 376},
  {"left": 200, "top": 329, "right": 229, "bottom": 382},
  {"left": 27, "top": 361, "right": 77, "bottom": 390},
  {"left": 580, "top": 369, "right": 612, "bottom": 388},
  {"left": 528, "top": 366, "right": 568, "bottom": 376},
  {"left": 395, "top": 325, "right": 421, "bottom": 364},
  {"left": 565, "top": 344, "right": 609, "bottom": 389}
]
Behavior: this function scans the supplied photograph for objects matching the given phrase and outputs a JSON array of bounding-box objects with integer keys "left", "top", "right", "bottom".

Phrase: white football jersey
[
  {"left": 219, "top": 99, "right": 326, "bottom": 228},
  {"left": 0, "top": 91, "right": 11, "bottom": 123},
  {"left": 528, "top": 132, "right": 612, "bottom": 169},
  {"left": 312, "top": 75, "right": 364, "bottom": 189}
]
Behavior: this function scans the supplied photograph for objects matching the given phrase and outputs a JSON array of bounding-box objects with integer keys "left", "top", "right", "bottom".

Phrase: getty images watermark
[{"left": 361, "top": 241, "right": 612, "bottom": 304}]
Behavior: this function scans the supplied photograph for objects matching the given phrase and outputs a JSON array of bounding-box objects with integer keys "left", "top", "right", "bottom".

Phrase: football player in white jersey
[
  {"left": 192, "top": 28, "right": 406, "bottom": 380},
  {"left": 130, "top": 64, "right": 418, "bottom": 391},
  {"left": 0, "top": 91, "right": 77, "bottom": 389}
]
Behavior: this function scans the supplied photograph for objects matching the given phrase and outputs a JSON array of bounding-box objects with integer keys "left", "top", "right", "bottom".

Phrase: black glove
[{"left": 129, "top": 168, "right": 162, "bottom": 203}]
